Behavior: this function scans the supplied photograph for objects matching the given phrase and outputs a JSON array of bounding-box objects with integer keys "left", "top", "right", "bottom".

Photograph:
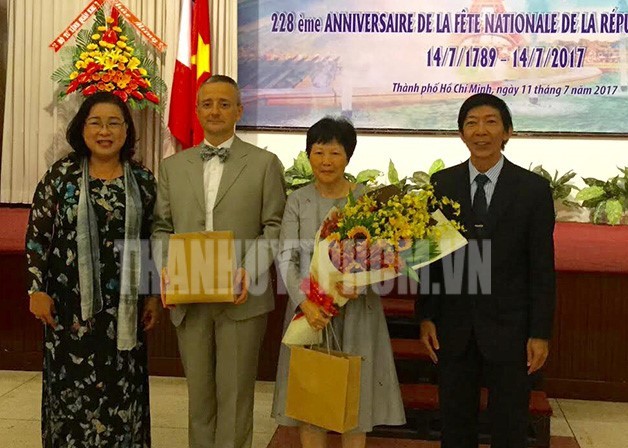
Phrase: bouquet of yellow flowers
[
  {"left": 282, "top": 185, "right": 468, "bottom": 345},
  {"left": 51, "top": 8, "right": 166, "bottom": 110}
]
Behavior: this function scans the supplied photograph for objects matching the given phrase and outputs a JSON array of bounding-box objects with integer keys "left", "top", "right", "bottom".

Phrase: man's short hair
[
  {"left": 457, "top": 93, "right": 513, "bottom": 133},
  {"left": 197, "top": 74, "right": 241, "bottom": 105}
]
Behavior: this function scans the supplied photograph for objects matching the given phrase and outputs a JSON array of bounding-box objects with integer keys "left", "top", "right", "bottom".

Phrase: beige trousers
[{"left": 176, "top": 303, "right": 268, "bottom": 448}]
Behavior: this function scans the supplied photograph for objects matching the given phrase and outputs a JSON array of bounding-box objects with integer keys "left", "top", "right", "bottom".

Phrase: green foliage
[
  {"left": 400, "top": 238, "right": 440, "bottom": 283},
  {"left": 94, "top": 8, "right": 106, "bottom": 27},
  {"left": 284, "top": 155, "right": 446, "bottom": 195},
  {"left": 284, "top": 151, "right": 382, "bottom": 194},
  {"left": 284, "top": 152, "right": 314, "bottom": 193},
  {"left": 428, "top": 159, "right": 445, "bottom": 176},
  {"left": 51, "top": 66, "right": 73, "bottom": 83},
  {"left": 529, "top": 165, "right": 579, "bottom": 207},
  {"left": 355, "top": 169, "right": 382, "bottom": 184},
  {"left": 75, "top": 30, "right": 92, "bottom": 53},
  {"left": 387, "top": 159, "right": 400, "bottom": 185},
  {"left": 576, "top": 186, "right": 604, "bottom": 202},
  {"left": 283, "top": 155, "right": 627, "bottom": 225},
  {"left": 409, "top": 158, "right": 445, "bottom": 191},
  {"left": 385, "top": 158, "right": 445, "bottom": 193},
  {"left": 575, "top": 167, "right": 628, "bottom": 225}
]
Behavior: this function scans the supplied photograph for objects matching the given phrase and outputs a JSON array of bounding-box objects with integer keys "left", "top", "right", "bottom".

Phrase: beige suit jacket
[{"left": 152, "top": 136, "right": 286, "bottom": 326}]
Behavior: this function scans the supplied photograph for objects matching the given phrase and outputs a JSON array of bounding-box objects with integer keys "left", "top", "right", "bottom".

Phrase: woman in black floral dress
[{"left": 25, "top": 92, "right": 160, "bottom": 447}]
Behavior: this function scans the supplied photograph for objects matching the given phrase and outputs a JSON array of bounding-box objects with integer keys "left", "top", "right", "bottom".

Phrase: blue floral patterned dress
[{"left": 25, "top": 154, "right": 156, "bottom": 448}]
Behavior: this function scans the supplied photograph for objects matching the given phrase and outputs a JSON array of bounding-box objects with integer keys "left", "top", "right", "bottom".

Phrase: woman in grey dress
[{"left": 271, "top": 117, "right": 405, "bottom": 448}]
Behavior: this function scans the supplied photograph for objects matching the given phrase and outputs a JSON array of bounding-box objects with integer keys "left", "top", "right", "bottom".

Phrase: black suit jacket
[{"left": 417, "top": 158, "right": 556, "bottom": 362}]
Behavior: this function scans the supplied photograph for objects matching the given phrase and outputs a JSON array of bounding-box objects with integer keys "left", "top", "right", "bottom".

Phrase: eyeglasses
[{"left": 85, "top": 120, "right": 126, "bottom": 131}]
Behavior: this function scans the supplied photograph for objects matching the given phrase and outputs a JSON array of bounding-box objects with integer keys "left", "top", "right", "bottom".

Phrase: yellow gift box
[{"left": 165, "top": 231, "right": 236, "bottom": 305}]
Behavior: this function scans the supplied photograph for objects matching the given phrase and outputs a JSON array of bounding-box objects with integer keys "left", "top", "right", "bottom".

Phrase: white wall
[{"left": 241, "top": 131, "right": 628, "bottom": 189}]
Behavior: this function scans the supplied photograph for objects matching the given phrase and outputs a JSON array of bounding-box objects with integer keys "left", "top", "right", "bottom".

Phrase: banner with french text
[{"left": 237, "top": 0, "right": 628, "bottom": 135}]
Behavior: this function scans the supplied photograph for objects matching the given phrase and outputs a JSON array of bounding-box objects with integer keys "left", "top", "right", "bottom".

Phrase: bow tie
[{"left": 200, "top": 144, "right": 229, "bottom": 162}]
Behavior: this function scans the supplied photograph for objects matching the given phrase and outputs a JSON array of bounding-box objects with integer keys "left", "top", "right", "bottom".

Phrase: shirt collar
[
  {"left": 469, "top": 155, "right": 504, "bottom": 186},
  {"left": 203, "top": 135, "right": 235, "bottom": 149}
]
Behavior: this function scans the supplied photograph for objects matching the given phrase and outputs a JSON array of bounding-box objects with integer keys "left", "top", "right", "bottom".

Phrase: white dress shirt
[
  {"left": 203, "top": 135, "right": 235, "bottom": 231},
  {"left": 469, "top": 155, "right": 504, "bottom": 207}
]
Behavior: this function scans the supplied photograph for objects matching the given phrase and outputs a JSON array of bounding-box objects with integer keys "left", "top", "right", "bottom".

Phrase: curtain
[
  {"left": 1, "top": 0, "right": 236, "bottom": 204},
  {"left": 211, "top": 0, "right": 238, "bottom": 79}
]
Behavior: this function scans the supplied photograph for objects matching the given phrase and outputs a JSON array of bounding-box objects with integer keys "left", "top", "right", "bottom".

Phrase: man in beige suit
[{"left": 152, "top": 75, "right": 286, "bottom": 448}]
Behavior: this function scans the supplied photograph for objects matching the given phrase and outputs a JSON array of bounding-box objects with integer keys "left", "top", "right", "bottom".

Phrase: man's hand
[
  {"left": 300, "top": 300, "right": 332, "bottom": 331},
  {"left": 142, "top": 296, "right": 162, "bottom": 331},
  {"left": 420, "top": 320, "right": 440, "bottom": 363},
  {"left": 527, "top": 338, "right": 549, "bottom": 374},
  {"left": 234, "top": 267, "right": 250, "bottom": 305},
  {"left": 29, "top": 292, "right": 57, "bottom": 329},
  {"left": 160, "top": 268, "right": 175, "bottom": 309},
  {"left": 334, "top": 281, "right": 365, "bottom": 300}
]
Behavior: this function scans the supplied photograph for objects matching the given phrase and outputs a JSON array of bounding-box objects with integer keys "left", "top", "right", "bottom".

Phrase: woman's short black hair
[
  {"left": 66, "top": 92, "right": 136, "bottom": 161},
  {"left": 305, "top": 116, "right": 357, "bottom": 161},
  {"left": 457, "top": 93, "right": 513, "bottom": 133}
]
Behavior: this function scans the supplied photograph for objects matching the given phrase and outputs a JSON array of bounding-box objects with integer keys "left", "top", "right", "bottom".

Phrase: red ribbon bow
[{"left": 294, "top": 276, "right": 339, "bottom": 320}]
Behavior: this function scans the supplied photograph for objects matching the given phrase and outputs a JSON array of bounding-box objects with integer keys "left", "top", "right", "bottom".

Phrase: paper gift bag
[
  {"left": 285, "top": 346, "right": 361, "bottom": 433},
  {"left": 165, "top": 231, "right": 236, "bottom": 305}
]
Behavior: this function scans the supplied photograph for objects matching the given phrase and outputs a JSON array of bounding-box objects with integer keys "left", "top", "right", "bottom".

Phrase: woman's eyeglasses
[{"left": 85, "top": 120, "right": 126, "bottom": 131}]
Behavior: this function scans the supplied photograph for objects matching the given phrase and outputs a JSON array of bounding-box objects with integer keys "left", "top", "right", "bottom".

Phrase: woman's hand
[
  {"left": 334, "top": 281, "right": 365, "bottom": 300},
  {"left": 299, "top": 300, "right": 332, "bottom": 331},
  {"left": 142, "top": 296, "right": 162, "bottom": 331},
  {"left": 29, "top": 292, "right": 57, "bottom": 329}
]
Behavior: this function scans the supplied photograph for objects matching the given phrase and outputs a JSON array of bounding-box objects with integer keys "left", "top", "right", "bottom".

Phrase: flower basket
[{"left": 51, "top": 7, "right": 167, "bottom": 111}]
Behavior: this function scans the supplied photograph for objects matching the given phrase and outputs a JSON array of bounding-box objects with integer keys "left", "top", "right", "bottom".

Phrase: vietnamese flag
[{"left": 168, "top": 0, "right": 211, "bottom": 149}]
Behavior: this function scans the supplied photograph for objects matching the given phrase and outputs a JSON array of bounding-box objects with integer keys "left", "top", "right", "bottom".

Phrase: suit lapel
[
  {"left": 185, "top": 146, "right": 206, "bottom": 210},
  {"left": 483, "top": 158, "right": 517, "bottom": 237},
  {"left": 214, "top": 137, "right": 248, "bottom": 208},
  {"left": 457, "top": 163, "right": 474, "bottom": 234},
  {"left": 444, "top": 162, "right": 475, "bottom": 239}
]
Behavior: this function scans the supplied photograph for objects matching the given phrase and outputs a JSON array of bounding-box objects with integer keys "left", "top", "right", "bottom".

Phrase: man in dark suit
[
  {"left": 152, "top": 75, "right": 286, "bottom": 448},
  {"left": 418, "top": 93, "right": 556, "bottom": 448}
]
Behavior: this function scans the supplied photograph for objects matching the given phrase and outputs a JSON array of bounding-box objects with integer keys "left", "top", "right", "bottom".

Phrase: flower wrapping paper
[{"left": 282, "top": 208, "right": 467, "bottom": 346}]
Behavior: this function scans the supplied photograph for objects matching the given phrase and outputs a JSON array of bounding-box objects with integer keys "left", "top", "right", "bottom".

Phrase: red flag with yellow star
[{"left": 168, "top": 0, "right": 211, "bottom": 149}]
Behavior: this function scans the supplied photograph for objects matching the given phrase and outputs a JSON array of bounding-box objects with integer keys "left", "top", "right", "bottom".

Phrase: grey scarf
[{"left": 77, "top": 157, "right": 143, "bottom": 350}]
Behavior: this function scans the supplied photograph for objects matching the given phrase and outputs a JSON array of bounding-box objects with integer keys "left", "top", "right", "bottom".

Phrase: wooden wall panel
[
  {"left": 145, "top": 311, "right": 184, "bottom": 377},
  {"left": 0, "top": 252, "right": 285, "bottom": 380},
  {"left": 256, "top": 272, "right": 288, "bottom": 381},
  {"left": 0, "top": 254, "right": 43, "bottom": 371},
  {"left": 0, "top": 0, "right": 7, "bottom": 155},
  {"left": 2, "top": 252, "right": 627, "bottom": 401},
  {"left": 543, "top": 272, "right": 628, "bottom": 400}
]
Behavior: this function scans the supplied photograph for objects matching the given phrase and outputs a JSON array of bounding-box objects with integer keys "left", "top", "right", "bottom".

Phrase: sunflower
[
  {"left": 396, "top": 238, "right": 412, "bottom": 252},
  {"left": 347, "top": 225, "right": 371, "bottom": 242}
]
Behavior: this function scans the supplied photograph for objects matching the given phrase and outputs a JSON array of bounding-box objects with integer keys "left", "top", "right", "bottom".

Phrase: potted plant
[
  {"left": 283, "top": 151, "right": 381, "bottom": 194},
  {"left": 575, "top": 167, "right": 628, "bottom": 225},
  {"left": 529, "top": 165, "right": 587, "bottom": 222}
]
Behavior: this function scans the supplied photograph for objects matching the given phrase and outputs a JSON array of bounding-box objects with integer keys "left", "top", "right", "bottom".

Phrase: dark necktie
[
  {"left": 472, "top": 174, "right": 489, "bottom": 224},
  {"left": 200, "top": 144, "right": 229, "bottom": 162}
]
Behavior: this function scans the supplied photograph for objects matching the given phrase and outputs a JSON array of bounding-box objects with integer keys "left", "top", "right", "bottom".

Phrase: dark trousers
[{"left": 438, "top": 334, "right": 531, "bottom": 448}]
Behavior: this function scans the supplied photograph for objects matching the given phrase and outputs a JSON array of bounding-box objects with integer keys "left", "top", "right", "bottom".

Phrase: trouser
[
  {"left": 176, "top": 304, "right": 267, "bottom": 448},
  {"left": 438, "top": 334, "right": 530, "bottom": 448}
]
